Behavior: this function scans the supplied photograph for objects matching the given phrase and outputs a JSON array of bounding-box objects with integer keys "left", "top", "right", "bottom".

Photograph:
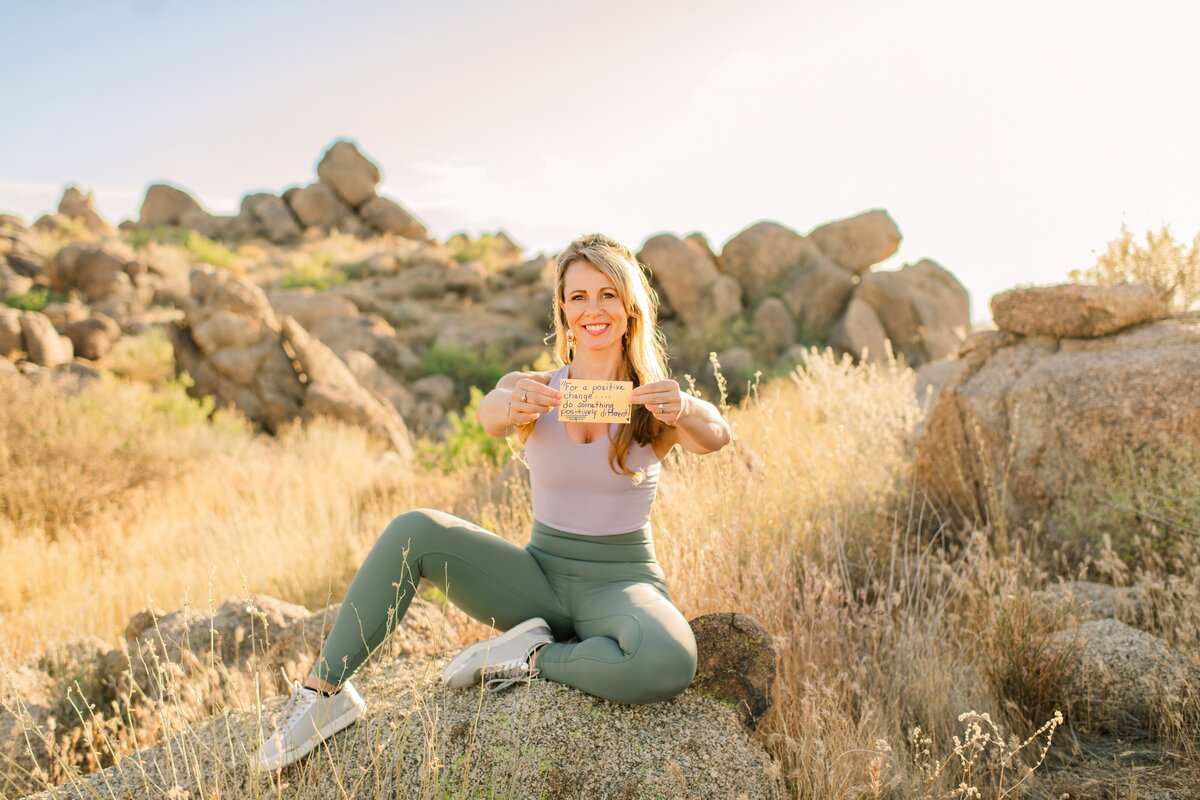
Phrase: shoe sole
[
  {"left": 441, "top": 618, "right": 551, "bottom": 688},
  {"left": 259, "top": 702, "right": 366, "bottom": 771}
]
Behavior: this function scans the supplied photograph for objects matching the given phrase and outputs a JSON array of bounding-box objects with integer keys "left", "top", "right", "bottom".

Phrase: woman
[{"left": 259, "top": 232, "right": 732, "bottom": 770}]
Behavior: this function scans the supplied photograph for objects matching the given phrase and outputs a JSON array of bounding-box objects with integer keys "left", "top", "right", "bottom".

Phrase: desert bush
[
  {"left": 445, "top": 231, "right": 521, "bottom": 273},
  {"left": 100, "top": 325, "right": 176, "bottom": 384},
  {"left": 1070, "top": 223, "right": 1200, "bottom": 313},
  {"left": 279, "top": 253, "right": 347, "bottom": 290},
  {"left": 4, "top": 288, "right": 52, "bottom": 311},
  {"left": 414, "top": 385, "right": 512, "bottom": 473},
  {"left": 419, "top": 343, "right": 511, "bottom": 406},
  {"left": 129, "top": 226, "right": 239, "bottom": 270}
]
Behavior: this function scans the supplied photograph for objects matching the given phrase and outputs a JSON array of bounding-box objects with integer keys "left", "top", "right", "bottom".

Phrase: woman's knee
[
  {"left": 620, "top": 638, "right": 697, "bottom": 705},
  {"left": 377, "top": 508, "right": 442, "bottom": 554}
]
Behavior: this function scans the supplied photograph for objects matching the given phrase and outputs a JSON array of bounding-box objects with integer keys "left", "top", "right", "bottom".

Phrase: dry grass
[{"left": 1, "top": 347, "right": 1198, "bottom": 798}]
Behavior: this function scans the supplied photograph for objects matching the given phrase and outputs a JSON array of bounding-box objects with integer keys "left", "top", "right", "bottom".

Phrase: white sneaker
[
  {"left": 441, "top": 617, "right": 553, "bottom": 691},
  {"left": 258, "top": 679, "right": 366, "bottom": 771}
]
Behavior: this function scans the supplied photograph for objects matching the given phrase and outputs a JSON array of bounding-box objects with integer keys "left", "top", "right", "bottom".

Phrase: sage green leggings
[{"left": 313, "top": 508, "right": 697, "bottom": 705}]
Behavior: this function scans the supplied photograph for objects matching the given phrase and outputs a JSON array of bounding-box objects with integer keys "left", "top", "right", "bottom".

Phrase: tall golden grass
[{"left": 2, "top": 347, "right": 1198, "bottom": 797}]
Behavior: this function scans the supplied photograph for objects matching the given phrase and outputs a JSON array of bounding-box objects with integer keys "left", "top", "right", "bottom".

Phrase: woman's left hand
[{"left": 631, "top": 380, "right": 687, "bottom": 426}]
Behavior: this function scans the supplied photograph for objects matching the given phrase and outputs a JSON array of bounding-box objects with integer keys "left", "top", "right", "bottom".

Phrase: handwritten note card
[{"left": 559, "top": 380, "right": 633, "bottom": 423}]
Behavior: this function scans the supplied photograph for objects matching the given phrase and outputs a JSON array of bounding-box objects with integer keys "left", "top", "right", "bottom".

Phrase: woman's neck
[{"left": 568, "top": 349, "right": 625, "bottom": 381}]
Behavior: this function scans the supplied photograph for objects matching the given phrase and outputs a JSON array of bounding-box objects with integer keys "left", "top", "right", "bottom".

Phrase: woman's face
[{"left": 561, "top": 260, "right": 629, "bottom": 354}]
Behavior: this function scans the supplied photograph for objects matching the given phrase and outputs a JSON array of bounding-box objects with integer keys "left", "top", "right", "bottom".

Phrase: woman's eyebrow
[{"left": 569, "top": 286, "right": 617, "bottom": 294}]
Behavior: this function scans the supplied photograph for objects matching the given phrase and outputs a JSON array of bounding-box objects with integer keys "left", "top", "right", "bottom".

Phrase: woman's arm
[
  {"left": 476, "top": 370, "right": 560, "bottom": 438},
  {"left": 665, "top": 392, "right": 731, "bottom": 454}
]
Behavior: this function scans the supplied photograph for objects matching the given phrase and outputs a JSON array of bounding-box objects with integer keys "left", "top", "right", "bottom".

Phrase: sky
[{"left": 4, "top": 0, "right": 1198, "bottom": 322}]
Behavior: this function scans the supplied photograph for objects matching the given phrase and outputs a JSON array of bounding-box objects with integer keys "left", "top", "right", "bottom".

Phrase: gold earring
[{"left": 566, "top": 327, "right": 575, "bottom": 358}]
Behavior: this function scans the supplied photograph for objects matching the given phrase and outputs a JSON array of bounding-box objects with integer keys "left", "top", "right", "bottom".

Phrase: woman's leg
[
  {"left": 534, "top": 581, "right": 697, "bottom": 705},
  {"left": 313, "top": 508, "right": 572, "bottom": 688}
]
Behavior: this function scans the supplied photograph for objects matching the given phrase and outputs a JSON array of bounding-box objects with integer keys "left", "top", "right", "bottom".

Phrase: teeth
[{"left": 585, "top": 324, "right": 608, "bottom": 331}]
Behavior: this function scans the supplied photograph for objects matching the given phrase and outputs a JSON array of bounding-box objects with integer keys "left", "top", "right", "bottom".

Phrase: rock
[
  {"left": 781, "top": 256, "right": 856, "bottom": 337},
  {"left": 268, "top": 289, "right": 360, "bottom": 331},
  {"left": 720, "top": 221, "right": 824, "bottom": 305},
  {"left": 913, "top": 318, "right": 1200, "bottom": 533},
  {"left": 829, "top": 296, "right": 889, "bottom": 364},
  {"left": 752, "top": 297, "right": 796, "bottom": 353},
  {"left": 170, "top": 268, "right": 305, "bottom": 430},
  {"left": 1046, "top": 619, "right": 1199, "bottom": 735},
  {"left": 446, "top": 260, "right": 487, "bottom": 294},
  {"left": 50, "top": 241, "right": 144, "bottom": 303},
  {"left": 286, "top": 182, "right": 357, "bottom": 231},
  {"left": 412, "top": 373, "right": 456, "bottom": 407},
  {"left": 856, "top": 259, "right": 970, "bottom": 366},
  {"left": 0, "top": 664, "right": 54, "bottom": 796},
  {"left": 240, "top": 193, "right": 301, "bottom": 244},
  {"left": 508, "top": 255, "right": 555, "bottom": 287},
  {"left": 1032, "top": 581, "right": 1152, "bottom": 629},
  {"left": 19, "top": 311, "right": 73, "bottom": 367},
  {"left": 0, "top": 308, "right": 23, "bottom": 359},
  {"left": 990, "top": 283, "right": 1167, "bottom": 339},
  {"left": 124, "top": 595, "right": 313, "bottom": 697},
  {"left": 707, "top": 274, "right": 744, "bottom": 324},
  {"left": 358, "top": 196, "right": 427, "bottom": 239},
  {"left": 808, "top": 209, "right": 902, "bottom": 274},
  {"left": 57, "top": 186, "right": 115, "bottom": 235},
  {"left": 316, "top": 140, "right": 382, "bottom": 209},
  {"left": 139, "top": 184, "right": 205, "bottom": 227},
  {"left": 343, "top": 350, "right": 416, "bottom": 417},
  {"left": 62, "top": 314, "right": 121, "bottom": 360},
  {"left": 268, "top": 288, "right": 414, "bottom": 373},
  {"left": 637, "top": 233, "right": 721, "bottom": 327},
  {"left": 32, "top": 654, "right": 785, "bottom": 800},
  {"left": 281, "top": 315, "right": 415, "bottom": 458},
  {"left": 688, "top": 613, "right": 776, "bottom": 727},
  {"left": 268, "top": 598, "right": 456, "bottom": 681}
]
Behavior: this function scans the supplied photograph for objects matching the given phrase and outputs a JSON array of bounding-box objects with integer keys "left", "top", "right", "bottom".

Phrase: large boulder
[
  {"left": 0, "top": 308, "right": 23, "bottom": 359},
  {"left": 1046, "top": 619, "right": 1199, "bottom": 735},
  {"left": 358, "top": 196, "right": 427, "bottom": 240},
  {"left": 285, "top": 182, "right": 359, "bottom": 232},
  {"left": 57, "top": 186, "right": 115, "bottom": 235},
  {"left": 170, "top": 267, "right": 305, "bottom": 429},
  {"left": 720, "top": 221, "right": 824, "bottom": 305},
  {"left": 280, "top": 316, "right": 414, "bottom": 459},
  {"left": 990, "top": 282, "right": 1166, "bottom": 338},
  {"left": 49, "top": 241, "right": 145, "bottom": 303},
  {"left": 829, "top": 296, "right": 889, "bottom": 364},
  {"left": 240, "top": 193, "right": 301, "bottom": 244},
  {"left": 689, "top": 612, "right": 776, "bottom": 727},
  {"left": 31, "top": 632, "right": 783, "bottom": 800},
  {"left": 19, "top": 312, "right": 73, "bottom": 367},
  {"left": 855, "top": 259, "right": 969, "bottom": 366},
  {"left": 808, "top": 209, "right": 902, "bottom": 274},
  {"left": 914, "top": 318, "right": 1200, "bottom": 533},
  {"left": 62, "top": 314, "right": 121, "bottom": 360},
  {"left": 752, "top": 296, "right": 796, "bottom": 353},
  {"left": 139, "top": 183, "right": 205, "bottom": 227},
  {"left": 316, "top": 140, "right": 381, "bottom": 209},
  {"left": 637, "top": 233, "right": 722, "bottom": 327},
  {"left": 780, "top": 256, "right": 856, "bottom": 337}
]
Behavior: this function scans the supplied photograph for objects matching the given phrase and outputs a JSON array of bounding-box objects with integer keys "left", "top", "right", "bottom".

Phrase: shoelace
[
  {"left": 276, "top": 678, "right": 319, "bottom": 731},
  {"left": 482, "top": 658, "right": 540, "bottom": 692}
]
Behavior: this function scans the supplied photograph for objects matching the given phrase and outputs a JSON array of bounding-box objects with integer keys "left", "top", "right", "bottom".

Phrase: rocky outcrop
[
  {"left": 991, "top": 283, "right": 1167, "bottom": 338},
  {"left": 240, "top": 193, "right": 302, "bottom": 244},
  {"left": 358, "top": 195, "right": 427, "bottom": 239},
  {"left": 19, "top": 311, "right": 74, "bottom": 367},
  {"left": 316, "top": 139, "right": 381, "bottom": 209},
  {"left": 62, "top": 314, "right": 121, "bottom": 360},
  {"left": 855, "top": 259, "right": 969, "bottom": 365},
  {"left": 139, "top": 184, "right": 207, "bottom": 227},
  {"left": 914, "top": 311, "right": 1200, "bottom": 532},
  {"left": 49, "top": 241, "right": 147, "bottom": 303},
  {"left": 637, "top": 233, "right": 724, "bottom": 326},
  {"left": 19, "top": 604, "right": 781, "bottom": 800},
  {"left": 169, "top": 267, "right": 413, "bottom": 455},
  {"left": 57, "top": 187, "right": 115, "bottom": 236}
]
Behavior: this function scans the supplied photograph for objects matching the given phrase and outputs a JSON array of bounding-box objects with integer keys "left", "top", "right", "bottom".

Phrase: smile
[{"left": 583, "top": 323, "right": 610, "bottom": 335}]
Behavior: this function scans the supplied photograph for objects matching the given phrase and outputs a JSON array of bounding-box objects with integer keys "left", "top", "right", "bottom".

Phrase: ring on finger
[
  {"left": 521, "top": 392, "right": 528, "bottom": 402},
  {"left": 658, "top": 403, "right": 664, "bottom": 413}
]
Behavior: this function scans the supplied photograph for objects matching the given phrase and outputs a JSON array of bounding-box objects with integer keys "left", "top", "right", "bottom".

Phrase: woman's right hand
[{"left": 508, "top": 377, "right": 561, "bottom": 427}]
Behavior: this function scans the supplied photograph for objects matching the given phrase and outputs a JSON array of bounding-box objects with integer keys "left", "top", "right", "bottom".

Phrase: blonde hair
[{"left": 545, "top": 232, "right": 670, "bottom": 477}]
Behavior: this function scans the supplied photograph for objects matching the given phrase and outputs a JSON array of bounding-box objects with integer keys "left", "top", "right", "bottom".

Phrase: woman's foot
[
  {"left": 258, "top": 679, "right": 366, "bottom": 770},
  {"left": 442, "top": 617, "right": 554, "bottom": 691}
]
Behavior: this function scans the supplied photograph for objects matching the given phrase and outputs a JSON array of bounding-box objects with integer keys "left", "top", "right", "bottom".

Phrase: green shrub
[
  {"left": 419, "top": 343, "right": 510, "bottom": 406},
  {"left": 445, "top": 231, "right": 522, "bottom": 273},
  {"left": 280, "top": 254, "right": 348, "bottom": 290},
  {"left": 4, "top": 288, "right": 50, "bottom": 311},
  {"left": 414, "top": 385, "right": 511, "bottom": 472}
]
